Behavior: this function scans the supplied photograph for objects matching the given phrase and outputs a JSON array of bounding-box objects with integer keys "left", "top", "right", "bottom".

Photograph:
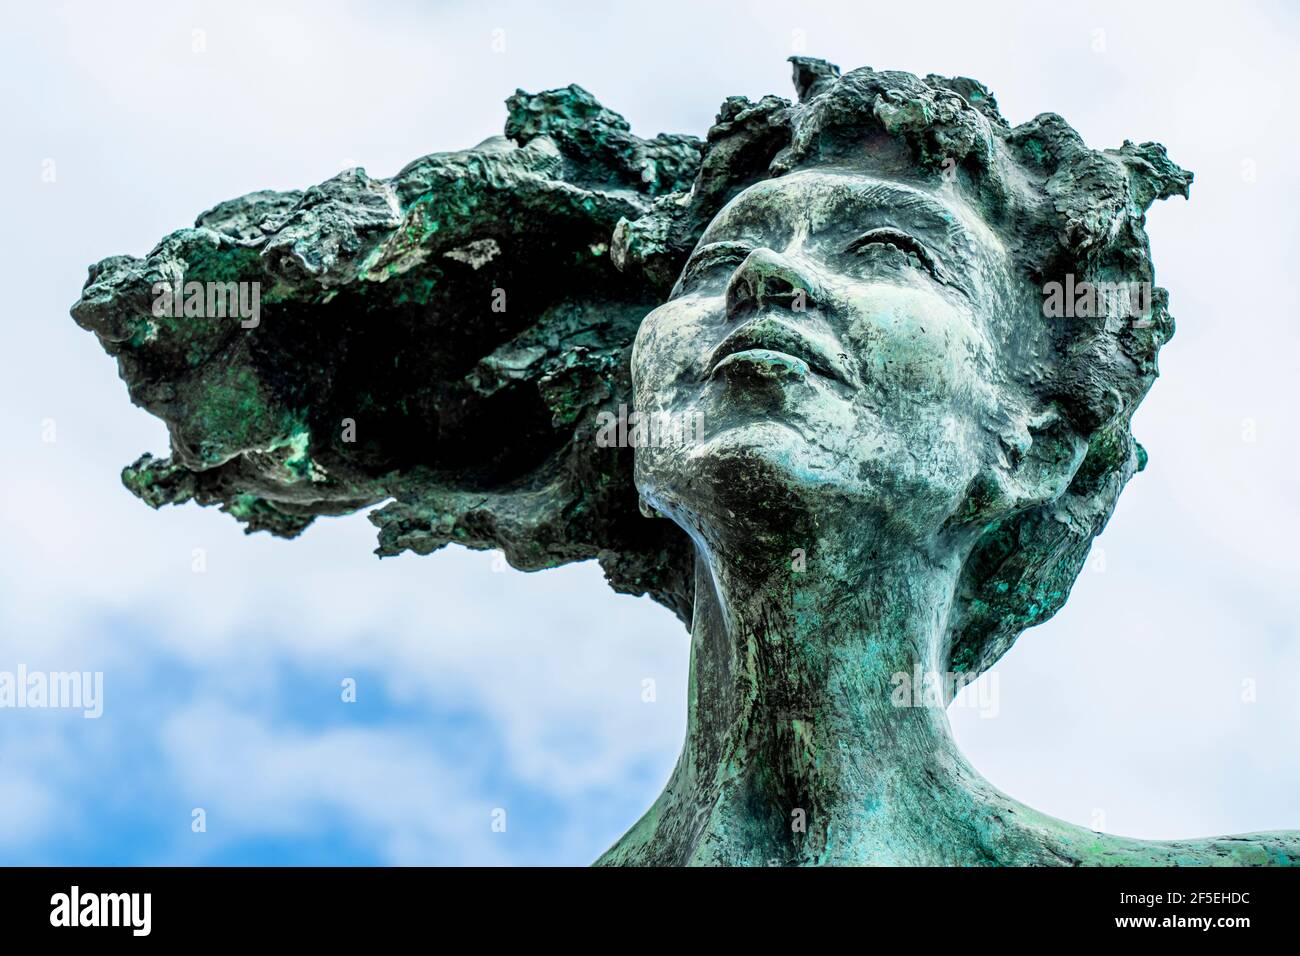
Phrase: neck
[
  {"left": 604, "top": 528, "right": 1016, "bottom": 865},
  {"left": 597, "top": 525, "right": 1300, "bottom": 867}
]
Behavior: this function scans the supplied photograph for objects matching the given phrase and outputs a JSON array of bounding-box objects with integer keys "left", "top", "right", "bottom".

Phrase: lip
[{"left": 707, "top": 316, "right": 853, "bottom": 386}]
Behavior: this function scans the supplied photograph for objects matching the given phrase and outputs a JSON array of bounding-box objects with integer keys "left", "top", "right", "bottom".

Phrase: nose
[{"left": 725, "top": 248, "right": 818, "bottom": 318}]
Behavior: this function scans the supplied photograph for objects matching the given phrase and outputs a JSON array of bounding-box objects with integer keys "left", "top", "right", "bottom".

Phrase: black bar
[{"left": 0, "top": 865, "right": 1291, "bottom": 941}]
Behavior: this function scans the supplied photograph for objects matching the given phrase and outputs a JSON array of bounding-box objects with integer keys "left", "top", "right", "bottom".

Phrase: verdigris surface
[{"left": 73, "top": 58, "right": 1299, "bottom": 866}]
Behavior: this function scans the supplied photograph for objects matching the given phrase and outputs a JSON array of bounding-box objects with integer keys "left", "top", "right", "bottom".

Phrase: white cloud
[{"left": 160, "top": 700, "right": 507, "bottom": 865}]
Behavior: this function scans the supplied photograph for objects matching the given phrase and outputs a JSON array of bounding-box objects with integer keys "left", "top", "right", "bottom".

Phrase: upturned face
[{"left": 631, "top": 168, "right": 1025, "bottom": 555}]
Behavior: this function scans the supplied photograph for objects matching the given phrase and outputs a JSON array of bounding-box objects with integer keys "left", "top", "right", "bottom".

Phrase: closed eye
[
  {"left": 680, "top": 241, "right": 754, "bottom": 288},
  {"left": 845, "top": 228, "right": 946, "bottom": 283}
]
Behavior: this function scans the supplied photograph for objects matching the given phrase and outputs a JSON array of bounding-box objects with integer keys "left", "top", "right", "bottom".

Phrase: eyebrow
[
  {"left": 818, "top": 178, "right": 998, "bottom": 299},
  {"left": 684, "top": 169, "right": 1015, "bottom": 309},
  {"left": 701, "top": 175, "right": 986, "bottom": 256},
  {"left": 829, "top": 179, "right": 979, "bottom": 249}
]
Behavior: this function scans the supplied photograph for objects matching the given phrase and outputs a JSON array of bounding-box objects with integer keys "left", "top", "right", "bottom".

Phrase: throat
[
  {"left": 595, "top": 534, "right": 1300, "bottom": 868},
  {"left": 610, "top": 541, "right": 1001, "bottom": 865}
]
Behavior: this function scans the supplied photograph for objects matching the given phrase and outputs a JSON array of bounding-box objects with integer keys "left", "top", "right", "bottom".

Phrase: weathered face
[{"left": 632, "top": 168, "right": 1023, "bottom": 553}]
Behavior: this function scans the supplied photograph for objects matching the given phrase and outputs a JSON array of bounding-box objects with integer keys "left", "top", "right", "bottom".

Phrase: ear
[
  {"left": 947, "top": 408, "right": 1087, "bottom": 533},
  {"left": 996, "top": 407, "right": 1088, "bottom": 512}
]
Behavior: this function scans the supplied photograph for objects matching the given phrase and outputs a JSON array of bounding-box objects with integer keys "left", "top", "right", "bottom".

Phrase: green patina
[{"left": 70, "top": 57, "right": 1296, "bottom": 868}]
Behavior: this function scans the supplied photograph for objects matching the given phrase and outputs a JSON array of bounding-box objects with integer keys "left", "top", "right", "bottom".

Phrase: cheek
[
  {"left": 632, "top": 295, "right": 718, "bottom": 410},
  {"left": 839, "top": 284, "right": 988, "bottom": 409},
  {"left": 833, "top": 284, "right": 998, "bottom": 527}
]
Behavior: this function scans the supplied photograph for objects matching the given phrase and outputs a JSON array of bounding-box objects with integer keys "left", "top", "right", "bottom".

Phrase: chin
[
  {"left": 689, "top": 417, "right": 824, "bottom": 473},
  {"left": 644, "top": 419, "right": 866, "bottom": 535}
]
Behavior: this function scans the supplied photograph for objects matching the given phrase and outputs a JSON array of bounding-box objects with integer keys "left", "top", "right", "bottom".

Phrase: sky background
[{"left": 1, "top": 0, "right": 1297, "bottom": 865}]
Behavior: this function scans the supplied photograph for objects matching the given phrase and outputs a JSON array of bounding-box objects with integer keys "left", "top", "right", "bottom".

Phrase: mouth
[{"left": 707, "top": 316, "right": 853, "bottom": 387}]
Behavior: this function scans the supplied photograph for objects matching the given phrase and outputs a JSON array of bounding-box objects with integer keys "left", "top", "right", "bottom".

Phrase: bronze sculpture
[{"left": 72, "top": 58, "right": 1298, "bottom": 865}]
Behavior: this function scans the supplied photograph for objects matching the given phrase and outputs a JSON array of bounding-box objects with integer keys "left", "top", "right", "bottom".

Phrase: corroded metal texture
[{"left": 73, "top": 58, "right": 1298, "bottom": 866}]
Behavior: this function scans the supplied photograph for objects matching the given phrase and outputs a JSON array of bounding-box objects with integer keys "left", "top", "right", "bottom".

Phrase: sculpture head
[
  {"left": 72, "top": 59, "right": 1190, "bottom": 684},
  {"left": 633, "top": 167, "right": 1023, "bottom": 560},
  {"left": 630, "top": 64, "right": 1191, "bottom": 673}
]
